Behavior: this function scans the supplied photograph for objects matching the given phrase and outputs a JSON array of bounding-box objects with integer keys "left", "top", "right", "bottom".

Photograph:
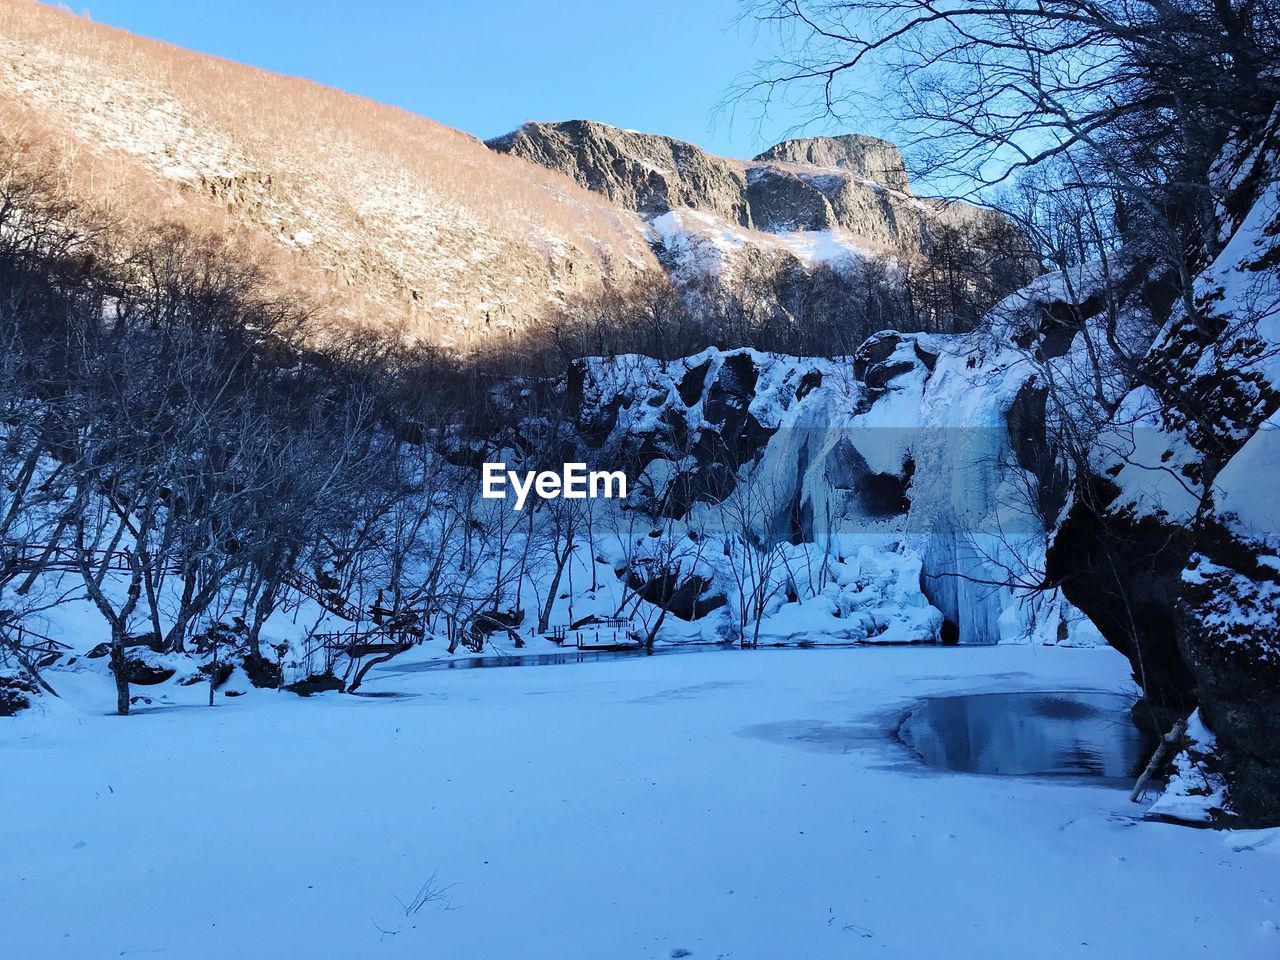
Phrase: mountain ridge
[
  {"left": 486, "top": 118, "right": 1020, "bottom": 266},
  {"left": 0, "top": 0, "right": 1029, "bottom": 351}
]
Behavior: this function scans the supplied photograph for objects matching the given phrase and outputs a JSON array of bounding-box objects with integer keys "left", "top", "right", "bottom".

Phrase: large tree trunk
[
  {"left": 163, "top": 566, "right": 199, "bottom": 653},
  {"left": 644, "top": 605, "right": 669, "bottom": 652},
  {"left": 537, "top": 544, "right": 572, "bottom": 634},
  {"left": 109, "top": 629, "right": 130, "bottom": 716}
]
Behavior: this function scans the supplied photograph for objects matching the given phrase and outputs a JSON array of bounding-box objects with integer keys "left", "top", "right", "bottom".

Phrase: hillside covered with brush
[{"left": 0, "top": 0, "right": 657, "bottom": 345}]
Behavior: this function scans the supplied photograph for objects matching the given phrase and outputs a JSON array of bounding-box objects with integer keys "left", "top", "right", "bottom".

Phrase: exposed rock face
[
  {"left": 489, "top": 120, "right": 1027, "bottom": 268},
  {"left": 567, "top": 349, "right": 809, "bottom": 518},
  {"left": 755, "top": 134, "right": 913, "bottom": 193},
  {"left": 744, "top": 163, "right": 974, "bottom": 251},
  {"left": 744, "top": 165, "right": 843, "bottom": 232},
  {"left": 1176, "top": 510, "right": 1280, "bottom": 824},
  {"left": 624, "top": 567, "right": 727, "bottom": 622},
  {"left": 487, "top": 120, "right": 751, "bottom": 225},
  {"left": 1048, "top": 484, "right": 1200, "bottom": 717},
  {"left": 1045, "top": 113, "right": 1280, "bottom": 824}
]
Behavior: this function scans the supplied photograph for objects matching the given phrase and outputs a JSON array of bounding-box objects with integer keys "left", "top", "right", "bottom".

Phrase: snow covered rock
[
  {"left": 569, "top": 348, "right": 833, "bottom": 517},
  {"left": 0, "top": 673, "right": 38, "bottom": 716},
  {"left": 1174, "top": 411, "right": 1280, "bottom": 824},
  {"left": 1047, "top": 112, "right": 1280, "bottom": 823},
  {"left": 565, "top": 337, "right": 1097, "bottom": 648},
  {"left": 1145, "top": 711, "right": 1231, "bottom": 824}
]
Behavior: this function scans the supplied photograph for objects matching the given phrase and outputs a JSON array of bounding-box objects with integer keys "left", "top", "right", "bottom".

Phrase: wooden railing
[
  {"left": 310, "top": 626, "right": 419, "bottom": 653},
  {"left": 550, "top": 617, "right": 635, "bottom": 649},
  {"left": 2, "top": 545, "right": 182, "bottom": 575},
  {"left": 280, "top": 569, "right": 363, "bottom": 622},
  {"left": 3, "top": 623, "right": 72, "bottom": 667}
]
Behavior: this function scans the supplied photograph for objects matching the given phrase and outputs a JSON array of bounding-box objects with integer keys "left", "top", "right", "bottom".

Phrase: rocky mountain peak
[
  {"left": 487, "top": 120, "right": 751, "bottom": 225},
  {"left": 753, "top": 134, "right": 912, "bottom": 194},
  {"left": 488, "top": 119, "right": 1028, "bottom": 281}
]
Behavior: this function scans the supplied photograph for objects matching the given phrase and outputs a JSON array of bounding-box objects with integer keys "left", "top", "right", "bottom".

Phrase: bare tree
[
  {"left": 736, "top": 0, "right": 1279, "bottom": 330},
  {"left": 718, "top": 470, "right": 793, "bottom": 647}
]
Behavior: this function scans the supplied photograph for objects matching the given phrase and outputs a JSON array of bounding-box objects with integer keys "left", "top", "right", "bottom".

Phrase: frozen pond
[
  {"left": 382, "top": 643, "right": 711, "bottom": 672},
  {"left": 900, "top": 691, "right": 1156, "bottom": 782},
  {"left": 8, "top": 646, "right": 1275, "bottom": 958},
  {"left": 381, "top": 639, "right": 940, "bottom": 675}
]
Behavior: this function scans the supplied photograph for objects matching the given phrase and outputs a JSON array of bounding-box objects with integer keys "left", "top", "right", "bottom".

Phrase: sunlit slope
[{"left": 0, "top": 0, "right": 656, "bottom": 343}]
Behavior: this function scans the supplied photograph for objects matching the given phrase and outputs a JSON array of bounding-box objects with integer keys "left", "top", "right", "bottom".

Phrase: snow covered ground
[
  {"left": 648, "top": 208, "right": 876, "bottom": 279},
  {"left": 3, "top": 645, "right": 1277, "bottom": 958}
]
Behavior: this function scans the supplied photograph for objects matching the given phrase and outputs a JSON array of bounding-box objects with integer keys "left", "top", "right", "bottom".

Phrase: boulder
[
  {"left": 0, "top": 674, "right": 36, "bottom": 716},
  {"left": 286, "top": 674, "right": 346, "bottom": 697},
  {"left": 122, "top": 653, "right": 175, "bottom": 686},
  {"left": 625, "top": 567, "right": 727, "bottom": 622}
]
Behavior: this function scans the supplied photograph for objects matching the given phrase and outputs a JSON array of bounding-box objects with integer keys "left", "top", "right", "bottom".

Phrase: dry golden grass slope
[{"left": 0, "top": 0, "right": 657, "bottom": 344}]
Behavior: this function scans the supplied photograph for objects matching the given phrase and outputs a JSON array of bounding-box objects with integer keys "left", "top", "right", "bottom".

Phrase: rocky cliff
[
  {"left": 487, "top": 120, "right": 752, "bottom": 226},
  {"left": 533, "top": 323, "right": 1097, "bottom": 651},
  {"left": 1045, "top": 111, "right": 1280, "bottom": 825},
  {"left": 755, "top": 134, "right": 913, "bottom": 193},
  {"left": 488, "top": 120, "right": 1025, "bottom": 272}
]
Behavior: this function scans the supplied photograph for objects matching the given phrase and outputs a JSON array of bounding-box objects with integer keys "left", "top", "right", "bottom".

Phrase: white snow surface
[
  {"left": 648, "top": 207, "right": 872, "bottom": 279},
  {"left": 1213, "top": 409, "right": 1280, "bottom": 542},
  {"left": 1092, "top": 385, "right": 1203, "bottom": 524},
  {"left": 1146, "top": 710, "right": 1231, "bottom": 824},
  {"left": 4, "top": 644, "right": 1278, "bottom": 959}
]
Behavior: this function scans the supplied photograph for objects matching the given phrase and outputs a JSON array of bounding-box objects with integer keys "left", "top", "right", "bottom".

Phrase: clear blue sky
[{"left": 52, "top": 0, "right": 883, "bottom": 160}]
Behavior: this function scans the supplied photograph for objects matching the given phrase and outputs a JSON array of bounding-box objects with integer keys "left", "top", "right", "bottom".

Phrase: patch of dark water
[
  {"left": 900, "top": 691, "right": 1157, "bottom": 782},
  {"left": 379, "top": 639, "right": 933, "bottom": 674}
]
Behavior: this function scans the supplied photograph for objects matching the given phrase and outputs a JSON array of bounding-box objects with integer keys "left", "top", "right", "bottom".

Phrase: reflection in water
[
  {"left": 900, "top": 692, "right": 1156, "bottom": 781},
  {"left": 382, "top": 641, "right": 939, "bottom": 675},
  {"left": 381, "top": 644, "right": 726, "bottom": 673}
]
